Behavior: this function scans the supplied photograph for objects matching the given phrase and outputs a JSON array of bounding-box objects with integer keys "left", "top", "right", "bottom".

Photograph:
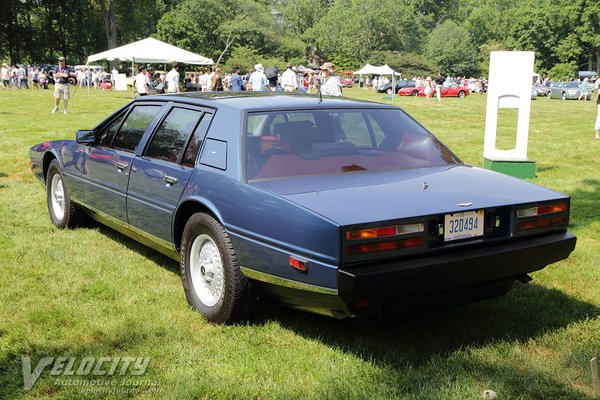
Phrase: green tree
[{"left": 426, "top": 20, "right": 479, "bottom": 75}]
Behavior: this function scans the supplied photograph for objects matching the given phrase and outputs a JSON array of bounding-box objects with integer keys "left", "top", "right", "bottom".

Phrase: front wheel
[
  {"left": 561, "top": 92, "right": 567, "bottom": 100},
  {"left": 386, "top": 88, "right": 392, "bottom": 95},
  {"left": 180, "top": 213, "right": 256, "bottom": 323},
  {"left": 46, "top": 159, "right": 79, "bottom": 228},
  {"left": 458, "top": 91, "right": 465, "bottom": 98},
  {"left": 411, "top": 90, "right": 419, "bottom": 97}
]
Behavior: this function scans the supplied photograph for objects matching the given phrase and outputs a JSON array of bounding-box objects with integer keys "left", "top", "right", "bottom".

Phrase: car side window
[
  {"left": 98, "top": 112, "right": 126, "bottom": 147},
  {"left": 182, "top": 113, "right": 213, "bottom": 167},
  {"left": 145, "top": 108, "right": 203, "bottom": 163},
  {"left": 112, "top": 105, "right": 162, "bottom": 152}
]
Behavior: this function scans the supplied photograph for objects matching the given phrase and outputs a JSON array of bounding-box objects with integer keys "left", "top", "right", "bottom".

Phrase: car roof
[{"left": 134, "top": 92, "right": 398, "bottom": 112}]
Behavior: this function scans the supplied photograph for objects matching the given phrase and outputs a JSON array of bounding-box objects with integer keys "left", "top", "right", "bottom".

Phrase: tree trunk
[
  {"left": 99, "top": 0, "right": 117, "bottom": 69},
  {"left": 597, "top": 49, "right": 600, "bottom": 75}
]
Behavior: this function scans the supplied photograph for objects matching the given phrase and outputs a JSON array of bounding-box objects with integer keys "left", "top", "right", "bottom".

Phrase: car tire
[
  {"left": 458, "top": 91, "right": 465, "bottom": 98},
  {"left": 411, "top": 90, "right": 419, "bottom": 97},
  {"left": 68, "top": 77, "right": 77, "bottom": 86},
  {"left": 46, "top": 159, "right": 79, "bottom": 228},
  {"left": 547, "top": 92, "right": 552, "bottom": 99},
  {"left": 561, "top": 92, "right": 567, "bottom": 100},
  {"left": 180, "top": 213, "right": 256, "bottom": 324},
  {"left": 386, "top": 88, "right": 392, "bottom": 95}
]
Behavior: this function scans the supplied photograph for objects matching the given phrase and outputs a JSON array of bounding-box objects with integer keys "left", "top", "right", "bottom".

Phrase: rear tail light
[
  {"left": 517, "top": 202, "right": 567, "bottom": 218},
  {"left": 516, "top": 201, "right": 569, "bottom": 233},
  {"left": 345, "top": 223, "right": 425, "bottom": 255},
  {"left": 345, "top": 223, "right": 424, "bottom": 240}
]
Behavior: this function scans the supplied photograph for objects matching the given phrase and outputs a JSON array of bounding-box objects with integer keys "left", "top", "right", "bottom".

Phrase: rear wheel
[
  {"left": 458, "top": 91, "right": 466, "bottom": 98},
  {"left": 46, "top": 159, "right": 79, "bottom": 228},
  {"left": 411, "top": 90, "right": 419, "bottom": 97},
  {"left": 180, "top": 213, "right": 256, "bottom": 323},
  {"left": 386, "top": 88, "right": 392, "bottom": 95},
  {"left": 561, "top": 92, "right": 567, "bottom": 100}
]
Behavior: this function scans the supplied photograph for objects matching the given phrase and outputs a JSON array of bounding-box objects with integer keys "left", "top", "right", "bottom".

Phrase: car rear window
[{"left": 246, "top": 108, "right": 460, "bottom": 181}]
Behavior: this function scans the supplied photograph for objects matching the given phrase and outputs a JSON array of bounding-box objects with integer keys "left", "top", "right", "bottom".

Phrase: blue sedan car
[{"left": 30, "top": 93, "right": 576, "bottom": 323}]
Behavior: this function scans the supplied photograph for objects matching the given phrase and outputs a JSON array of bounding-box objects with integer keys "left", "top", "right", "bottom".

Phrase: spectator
[
  {"left": 281, "top": 64, "right": 298, "bottom": 92},
  {"left": 166, "top": 62, "right": 180, "bottom": 94},
  {"left": 423, "top": 77, "right": 433, "bottom": 100},
  {"left": 211, "top": 67, "right": 224, "bottom": 91},
  {"left": 595, "top": 88, "right": 600, "bottom": 139},
  {"left": 248, "top": 63, "right": 268, "bottom": 92},
  {"left": 52, "top": 56, "right": 74, "bottom": 114},
  {"left": 1, "top": 63, "right": 9, "bottom": 89},
  {"left": 320, "top": 62, "right": 342, "bottom": 96},
  {"left": 134, "top": 65, "right": 150, "bottom": 96},
  {"left": 579, "top": 78, "right": 590, "bottom": 100},
  {"left": 435, "top": 73, "right": 445, "bottom": 101},
  {"left": 229, "top": 67, "right": 244, "bottom": 91}
]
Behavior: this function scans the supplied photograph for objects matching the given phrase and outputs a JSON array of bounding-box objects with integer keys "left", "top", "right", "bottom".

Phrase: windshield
[{"left": 245, "top": 108, "right": 460, "bottom": 181}]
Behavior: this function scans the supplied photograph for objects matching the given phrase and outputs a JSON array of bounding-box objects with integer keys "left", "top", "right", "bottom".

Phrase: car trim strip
[{"left": 239, "top": 266, "right": 338, "bottom": 295}]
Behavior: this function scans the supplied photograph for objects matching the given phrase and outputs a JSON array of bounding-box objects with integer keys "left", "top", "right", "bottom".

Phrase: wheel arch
[
  {"left": 42, "top": 151, "right": 60, "bottom": 182},
  {"left": 173, "top": 199, "right": 221, "bottom": 252}
]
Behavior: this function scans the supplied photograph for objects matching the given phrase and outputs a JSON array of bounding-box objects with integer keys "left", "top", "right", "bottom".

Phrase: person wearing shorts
[{"left": 52, "top": 57, "right": 74, "bottom": 114}]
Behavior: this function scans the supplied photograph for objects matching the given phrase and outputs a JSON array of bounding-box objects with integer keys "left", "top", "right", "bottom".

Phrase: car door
[
  {"left": 127, "top": 105, "right": 213, "bottom": 243},
  {"left": 81, "top": 103, "right": 164, "bottom": 222}
]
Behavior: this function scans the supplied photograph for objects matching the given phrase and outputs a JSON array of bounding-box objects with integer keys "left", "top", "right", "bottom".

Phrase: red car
[{"left": 398, "top": 84, "right": 470, "bottom": 98}]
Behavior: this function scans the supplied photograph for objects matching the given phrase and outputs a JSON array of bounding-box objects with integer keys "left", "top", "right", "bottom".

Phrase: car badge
[{"left": 457, "top": 202, "right": 473, "bottom": 207}]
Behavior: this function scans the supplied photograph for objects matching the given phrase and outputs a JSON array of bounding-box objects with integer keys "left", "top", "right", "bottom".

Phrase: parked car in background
[
  {"left": 532, "top": 85, "right": 551, "bottom": 97},
  {"left": 547, "top": 81, "right": 590, "bottom": 100},
  {"left": 30, "top": 93, "right": 576, "bottom": 323},
  {"left": 378, "top": 79, "right": 415, "bottom": 95},
  {"left": 398, "top": 83, "right": 470, "bottom": 98},
  {"left": 339, "top": 77, "right": 354, "bottom": 88}
]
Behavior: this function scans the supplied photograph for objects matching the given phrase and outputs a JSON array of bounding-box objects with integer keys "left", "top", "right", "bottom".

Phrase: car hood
[{"left": 251, "top": 166, "right": 567, "bottom": 226}]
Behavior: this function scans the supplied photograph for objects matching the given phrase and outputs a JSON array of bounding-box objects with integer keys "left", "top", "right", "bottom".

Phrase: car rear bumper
[{"left": 338, "top": 232, "right": 576, "bottom": 303}]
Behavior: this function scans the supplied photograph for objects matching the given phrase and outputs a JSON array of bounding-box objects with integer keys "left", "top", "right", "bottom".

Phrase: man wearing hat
[
  {"left": 319, "top": 62, "right": 342, "bottom": 97},
  {"left": 281, "top": 64, "right": 298, "bottom": 92},
  {"left": 248, "top": 63, "right": 268, "bottom": 92},
  {"left": 52, "top": 57, "right": 74, "bottom": 114}
]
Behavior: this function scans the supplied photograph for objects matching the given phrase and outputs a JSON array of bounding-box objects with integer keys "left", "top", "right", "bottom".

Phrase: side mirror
[{"left": 76, "top": 130, "right": 96, "bottom": 145}]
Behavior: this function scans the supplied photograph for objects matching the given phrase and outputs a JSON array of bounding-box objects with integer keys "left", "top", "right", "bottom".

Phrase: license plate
[{"left": 444, "top": 210, "right": 484, "bottom": 241}]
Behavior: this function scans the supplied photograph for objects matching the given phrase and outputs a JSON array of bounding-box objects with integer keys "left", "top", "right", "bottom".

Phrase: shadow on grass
[
  {"left": 259, "top": 282, "right": 599, "bottom": 398},
  {"left": 567, "top": 178, "right": 600, "bottom": 230},
  {"left": 78, "top": 218, "right": 179, "bottom": 275}
]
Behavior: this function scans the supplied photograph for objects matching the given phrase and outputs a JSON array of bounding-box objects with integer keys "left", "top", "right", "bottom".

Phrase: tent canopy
[
  {"left": 87, "top": 37, "right": 213, "bottom": 65},
  {"left": 354, "top": 64, "right": 400, "bottom": 76}
]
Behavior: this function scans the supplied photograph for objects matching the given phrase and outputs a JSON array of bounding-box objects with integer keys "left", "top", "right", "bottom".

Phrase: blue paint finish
[
  {"left": 228, "top": 231, "right": 339, "bottom": 289},
  {"left": 200, "top": 139, "right": 227, "bottom": 170},
  {"left": 80, "top": 147, "right": 135, "bottom": 222},
  {"left": 253, "top": 166, "right": 568, "bottom": 226},
  {"left": 127, "top": 157, "right": 194, "bottom": 242}
]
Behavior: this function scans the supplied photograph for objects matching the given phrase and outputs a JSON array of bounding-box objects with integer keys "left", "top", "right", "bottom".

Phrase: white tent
[
  {"left": 354, "top": 64, "right": 401, "bottom": 99},
  {"left": 87, "top": 37, "right": 213, "bottom": 65},
  {"left": 354, "top": 64, "right": 400, "bottom": 76}
]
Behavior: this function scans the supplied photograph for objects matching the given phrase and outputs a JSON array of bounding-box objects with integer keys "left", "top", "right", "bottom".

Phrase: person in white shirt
[
  {"left": 134, "top": 66, "right": 150, "bottom": 96},
  {"left": 166, "top": 63, "right": 180, "bottom": 94},
  {"left": 249, "top": 63, "right": 268, "bottom": 92},
  {"left": 281, "top": 64, "right": 298, "bottom": 92},
  {"left": 1, "top": 63, "right": 9, "bottom": 89},
  {"left": 319, "top": 62, "right": 342, "bottom": 97}
]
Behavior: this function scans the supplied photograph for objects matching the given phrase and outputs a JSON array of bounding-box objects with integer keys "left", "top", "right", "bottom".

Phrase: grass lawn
[{"left": 0, "top": 86, "right": 599, "bottom": 399}]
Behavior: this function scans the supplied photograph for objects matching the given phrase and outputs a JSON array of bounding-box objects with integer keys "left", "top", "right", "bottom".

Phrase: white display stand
[
  {"left": 483, "top": 51, "right": 536, "bottom": 178},
  {"left": 114, "top": 74, "right": 128, "bottom": 91}
]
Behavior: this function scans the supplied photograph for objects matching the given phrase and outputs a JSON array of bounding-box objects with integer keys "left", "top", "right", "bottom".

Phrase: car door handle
[
  {"left": 164, "top": 176, "right": 178, "bottom": 185},
  {"left": 115, "top": 162, "right": 127, "bottom": 173}
]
